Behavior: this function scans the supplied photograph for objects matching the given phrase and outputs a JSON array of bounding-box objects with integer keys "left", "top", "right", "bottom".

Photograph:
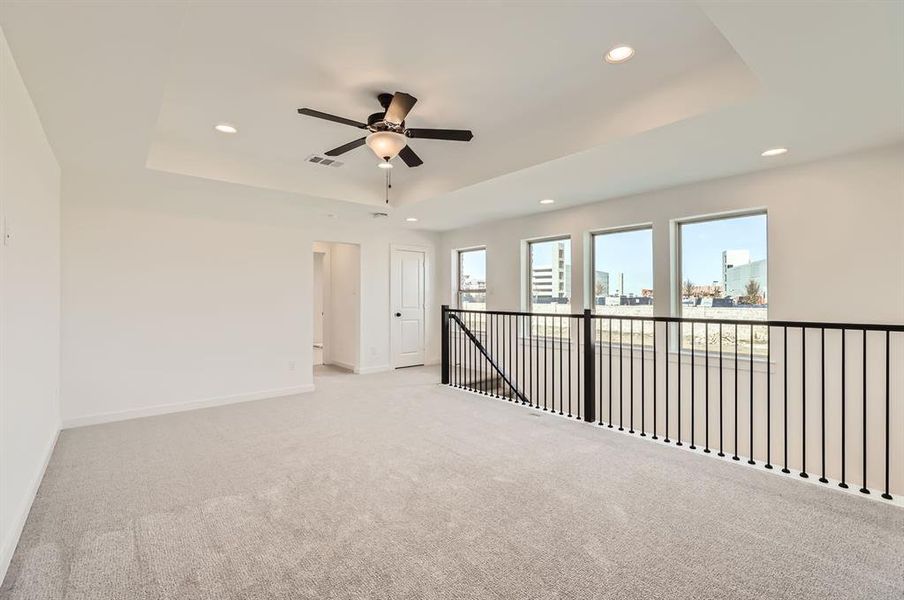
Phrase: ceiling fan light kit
[
  {"left": 297, "top": 91, "right": 474, "bottom": 170},
  {"left": 366, "top": 131, "right": 408, "bottom": 160}
]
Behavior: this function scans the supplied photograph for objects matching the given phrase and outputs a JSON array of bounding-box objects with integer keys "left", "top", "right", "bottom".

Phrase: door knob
[{"left": 395, "top": 312, "right": 402, "bottom": 317}]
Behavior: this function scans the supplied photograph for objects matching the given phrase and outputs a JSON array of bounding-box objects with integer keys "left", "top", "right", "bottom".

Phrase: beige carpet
[{"left": 2, "top": 366, "right": 902, "bottom": 599}]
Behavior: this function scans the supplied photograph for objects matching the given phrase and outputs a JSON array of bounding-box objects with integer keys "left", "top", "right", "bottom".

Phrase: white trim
[
  {"left": 327, "top": 359, "right": 356, "bottom": 372},
  {"left": 0, "top": 427, "right": 60, "bottom": 583},
  {"left": 355, "top": 364, "right": 392, "bottom": 375},
  {"left": 61, "top": 385, "right": 315, "bottom": 429}
]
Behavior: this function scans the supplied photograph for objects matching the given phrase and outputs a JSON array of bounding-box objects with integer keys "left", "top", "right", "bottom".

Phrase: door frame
[{"left": 390, "top": 243, "right": 429, "bottom": 369}]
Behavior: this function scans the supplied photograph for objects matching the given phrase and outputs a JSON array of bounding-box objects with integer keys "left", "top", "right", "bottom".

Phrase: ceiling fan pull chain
[{"left": 385, "top": 169, "right": 391, "bottom": 204}]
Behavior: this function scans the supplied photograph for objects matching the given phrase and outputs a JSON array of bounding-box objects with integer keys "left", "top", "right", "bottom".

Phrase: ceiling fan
[{"left": 297, "top": 92, "right": 473, "bottom": 169}]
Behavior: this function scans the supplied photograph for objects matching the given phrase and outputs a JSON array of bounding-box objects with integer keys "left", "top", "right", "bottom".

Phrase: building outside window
[
  {"left": 677, "top": 212, "right": 768, "bottom": 354},
  {"left": 592, "top": 227, "right": 653, "bottom": 346},
  {"left": 528, "top": 237, "right": 571, "bottom": 337}
]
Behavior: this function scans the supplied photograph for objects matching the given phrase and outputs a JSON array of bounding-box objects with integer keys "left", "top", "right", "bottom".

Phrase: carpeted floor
[{"left": 2, "top": 366, "right": 902, "bottom": 599}]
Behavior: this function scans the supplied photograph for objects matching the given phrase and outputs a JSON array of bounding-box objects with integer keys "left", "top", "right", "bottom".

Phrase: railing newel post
[
  {"left": 441, "top": 305, "right": 450, "bottom": 385},
  {"left": 583, "top": 309, "right": 595, "bottom": 423}
]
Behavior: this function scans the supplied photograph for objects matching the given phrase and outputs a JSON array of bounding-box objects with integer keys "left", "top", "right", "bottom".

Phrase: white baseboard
[
  {"left": 0, "top": 425, "right": 59, "bottom": 584},
  {"left": 62, "top": 384, "right": 315, "bottom": 429},
  {"left": 326, "top": 359, "right": 356, "bottom": 372},
  {"left": 355, "top": 364, "right": 391, "bottom": 375}
]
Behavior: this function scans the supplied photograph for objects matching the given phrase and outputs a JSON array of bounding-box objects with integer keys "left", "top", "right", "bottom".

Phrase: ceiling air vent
[{"left": 305, "top": 154, "right": 343, "bottom": 168}]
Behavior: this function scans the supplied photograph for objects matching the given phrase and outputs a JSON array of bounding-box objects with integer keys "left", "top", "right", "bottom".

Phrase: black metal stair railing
[{"left": 441, "top": 305, "right": 904, "bottom": 501}]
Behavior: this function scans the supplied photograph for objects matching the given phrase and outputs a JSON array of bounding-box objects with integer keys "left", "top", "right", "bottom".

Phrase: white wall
[
  {"left": 439, "top": 143, "right": 904, "bottom": 324},
  {"left": 0, "top": 27, "right": 61, "bottom": 581},
  {"left": 312, "top": 251, "right": 324, "bottom": 347},
  {"left": 60, "top": 169, "right": 438, "bottom": 427},
  {"left": 328, "top": 242, "right": 361, "bottom": 371}
]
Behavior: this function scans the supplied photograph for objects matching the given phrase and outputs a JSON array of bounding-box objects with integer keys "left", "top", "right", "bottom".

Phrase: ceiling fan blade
[
  {"left": 324, "top": 137, "right": 367, "bottom": 156},
  {"left": 398, "top": 145, "right": 423, "bottom": 168},
  {"left": 406, "top": 128, "right": 473, "bottom": 142},
  {"left": 383, "top": 92, "right": 418, "bottom": 125},
  {"left": 297, "top": 108, "right": 367, "bottom": 129}
]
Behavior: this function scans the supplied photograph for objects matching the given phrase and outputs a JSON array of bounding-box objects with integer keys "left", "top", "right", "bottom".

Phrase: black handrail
[{"left": 449, "top": 307, "right": 904, "bottom": 332}]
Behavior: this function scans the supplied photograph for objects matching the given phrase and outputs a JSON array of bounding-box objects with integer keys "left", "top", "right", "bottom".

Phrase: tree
[
  {"left": 594, "top": 279, "right": 607, "bottom": 297},
  {"left": 742, "top": 279, "right": 762, "bottom": 304},
  {"left": 683, "top": 280, "right": 695, "bottom": 298}
]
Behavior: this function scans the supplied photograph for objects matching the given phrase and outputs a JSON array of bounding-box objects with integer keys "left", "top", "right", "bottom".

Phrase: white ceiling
[{"left": 1, "top": 1, "right": 902, "bottom": 230}]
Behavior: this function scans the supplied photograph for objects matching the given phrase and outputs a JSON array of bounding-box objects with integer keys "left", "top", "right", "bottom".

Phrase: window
[
  {"left": 528, "top": 237, "right": 571, "bottom": 336},
  {"left": 592, "top": 227, "right": 653, "bottom": 346},
  {"left": 457, "top": 248, "right": 486, "bottom": 311},
  {"left": 677, "top": 212, "right": 768, "bottom": 354}
]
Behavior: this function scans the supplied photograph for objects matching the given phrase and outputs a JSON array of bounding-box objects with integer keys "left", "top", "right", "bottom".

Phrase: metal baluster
[
  {"left": 527, "top": 315, "right": 531, "bottom": 406},
  {"left": 544, "top": 316, "right": 549, "bottom": 411},
  {"left": 597, "top": 319, "right": 602, "bottom": 424},
  {"left": 464, "top": 312, "right": 469, "bottom": 391},
  {"left": 456, "top": 315, "right": 461, "bottom": 388},
  {"left": 765, "top": 327, "right": 772, "bottom": 468},
  {"left": 677, "top": 323, "right": 683, "bottom": 447},
  {"left": 819, "top": 328, "right": 827, "bottom": 482},
  {"left": 748, "top": 324, "right": 755, "bottom": 465},
  {"left": 664, "top": 322, "right": 670, "bottom": 443},
  {"left": 704, "top": 322, "right": 709, "bottom": 453},
  {"left": 882, "top": 331, "right": 892, "bottom": 500},
  {"left": 718, "top": 323, "right": 725, "bottom": 457},
  {"left": 609, "top": 319, "right": 613, "bottom": 428},
  {"left": 482, "top": 313, "right": 487, "bottom": 395},
  {"left": 840, "top": 329, "right": 847, "bottom": 487},
  {"left": 494, "top": 313, "right": 499, "bottom": 397},
  {"left": 641, "top": 321, "right": 646, "bottom": 436},
  {"left": 630, "top": 320, "right": 635, "bottom": 434},
  {"left": 732, "top": 324, "right": 739, "bottom": 461},
  {"left": 569, "top": 318, "right": 574, "bottom": 418},
  {"left": 470, "top": 312, "right": 475, "bottom": 392},
  {"left": 782, "top": 327, "right": 790, "bottom": 474},
  {"left": 652, "top": 321, "right": 658, "bottom": 440},
  {"left": 576, "top": 316, "right": 581, "bottom": 420},
  {"left": 690, "top": 323, "right": 696, "bottom": 449},
  {"left": 559, "top": 315, "right": 564, "bottom": 415},
  {"left": 860, "top": 329, "right": 869, "bottom": 494},
  {"left": 619, "top": 320, "right": 624, "bottom": 431},
  {"left": 801, "top": 328, "right": 808, "bottom": 478}
]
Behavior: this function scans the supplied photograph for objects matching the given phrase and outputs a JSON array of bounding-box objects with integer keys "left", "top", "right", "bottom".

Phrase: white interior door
[{"left": 391, "top": 248, "right": 425, "bottom": 368}]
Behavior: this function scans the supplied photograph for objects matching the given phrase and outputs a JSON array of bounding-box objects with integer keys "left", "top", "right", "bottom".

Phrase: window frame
[
  {"left": 526, "top": 235, "right": 572, "bottom": 314},
  {"left": 674, "top": 209, "right": 768, "bottom": 319},
  {"left": 590, "top": 224, "right": 654, "bottom": 315},
  {"left": 456, "top": 247, "right": 486, "bottom": 309}
]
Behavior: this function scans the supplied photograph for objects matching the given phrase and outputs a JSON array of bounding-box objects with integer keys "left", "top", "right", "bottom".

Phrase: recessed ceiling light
[
  {"left": 214, "top": 123, "right": 237, "bottom": 134},
  {"left": 761, "top": 147, "right": 788, "bottom": 157},
  {"left": 539, "top": 198, "right": 555, "bottom": 205},
  {"left": 605, "top": 45, "right": 635, "bottom": 64},
  {"left": 377, "top": 161, "right": 393, "bottom": 169},
  {"left": 406, "top": 217, "right": 419, "bottom": 222}
]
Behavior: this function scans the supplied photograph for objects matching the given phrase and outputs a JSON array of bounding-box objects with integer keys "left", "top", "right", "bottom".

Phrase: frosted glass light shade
[{"left": 366, "top": 131, "right": 407, "bottom": 160}]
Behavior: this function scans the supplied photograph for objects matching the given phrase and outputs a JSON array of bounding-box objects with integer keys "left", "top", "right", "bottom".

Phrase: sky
[
  {"left": 461, "top": 213, "right": 767, "bottom": 293},
  {"left": 460, "top": 248, "right": 486, "bottom": 283},
  {"left": 680, "top": 214, "right": 767, "bottom": 285},
  {"left": 594, "top": 228, "right": 653, "bottom": 295}
]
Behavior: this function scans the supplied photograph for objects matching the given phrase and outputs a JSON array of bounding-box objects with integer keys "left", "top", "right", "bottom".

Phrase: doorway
[
  {"left": 313, "top": 251, "right": 326, "bottom": 366},
  {"left": 390, "top": 246, "right": 426, "bottom": 368},
  {"left": 313, "top": 242, "right": 361, "bottom": 373}
]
